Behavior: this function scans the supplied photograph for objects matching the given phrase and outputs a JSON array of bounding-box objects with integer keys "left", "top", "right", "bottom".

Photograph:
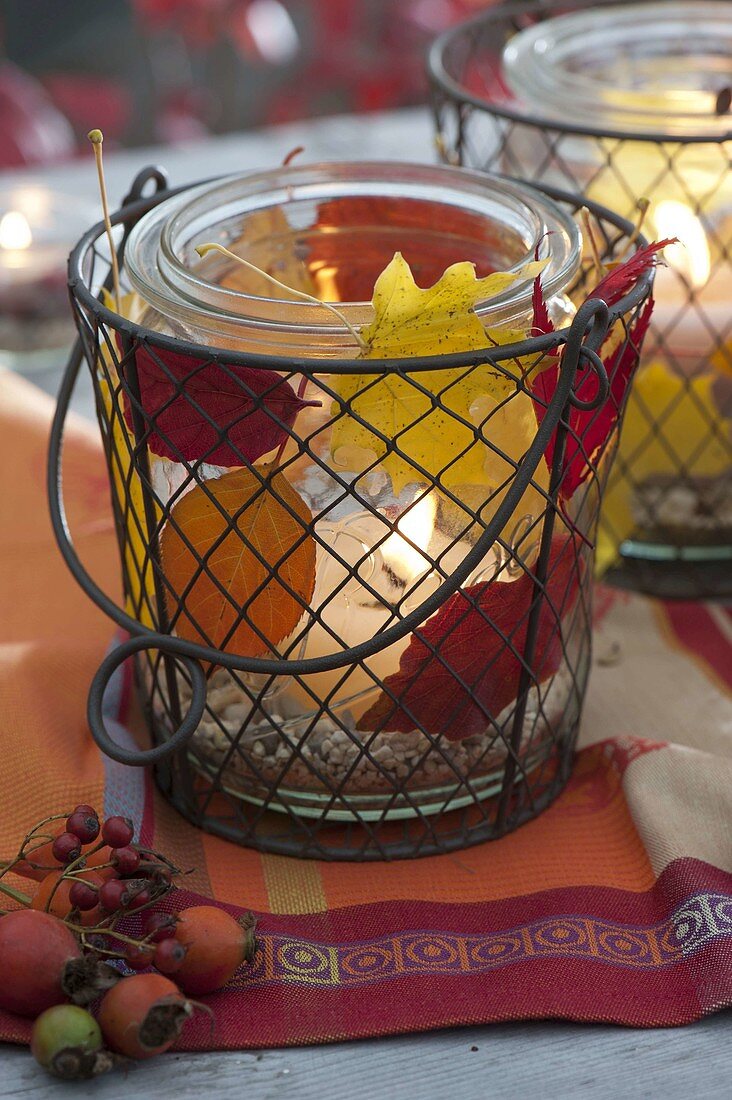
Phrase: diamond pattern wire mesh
[
  {"left": 429, "top": 0, "right": 732, "bottom": 598},
  {"left": 52, "top": 173, "right": 650, "bottom": 859}
]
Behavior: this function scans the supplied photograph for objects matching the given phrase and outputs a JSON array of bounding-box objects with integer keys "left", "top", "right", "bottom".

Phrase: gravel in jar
[{"left": 153, "top": 666, "right": 571, "bottom": 804}]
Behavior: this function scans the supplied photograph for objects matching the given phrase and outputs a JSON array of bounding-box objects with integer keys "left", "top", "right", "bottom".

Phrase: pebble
[
  {"left": 631, "top": 478, "right": 732, "bottom": 539},
  {"left": 153, "top": 665, "right": 573, "bottom": 810},
  {"left": 223, "top": 703, "right": 249, "bottom": 725}
]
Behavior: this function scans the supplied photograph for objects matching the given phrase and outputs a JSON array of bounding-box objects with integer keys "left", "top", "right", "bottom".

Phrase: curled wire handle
[
  {"left": 87, "top": 636, "right": 207, "bottom": 766},
  {"left": 49, "top": 299, "right": 608, "bottom": 680},
  {"left": 565, "top": 298, "right": 610, "bottom": 410},
  {"left": 122, "top": 166, "right": 169, "bottom": 206}
]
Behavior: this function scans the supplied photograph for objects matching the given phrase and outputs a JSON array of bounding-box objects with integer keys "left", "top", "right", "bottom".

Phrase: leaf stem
[
  {"left": 581, "top": 209, "right": 606, "bottom": 283},
  {"left": 88, "top": 129, "right": 121, "bottom": 313},
  {"left": 0, "top": 880, "right": 32, "bottom": 906},
  {"left": 619, "top": 198, "right": 651, "bottom": 261},
  {"left": 194, "top": 242, "right": 368, "bottom": 351},
  {"left": 0, "top": 812, "right": 69, "bottom": 882}
]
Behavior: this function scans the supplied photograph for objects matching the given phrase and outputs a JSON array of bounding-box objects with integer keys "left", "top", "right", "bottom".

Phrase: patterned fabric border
[{"left": 234, "top": 892, "right": 732, "bottom": 989}]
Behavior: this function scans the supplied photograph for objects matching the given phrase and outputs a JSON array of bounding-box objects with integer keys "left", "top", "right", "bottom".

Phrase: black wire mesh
[
  {"left": 51, "top": 171, "right": 652, "bottom": 859},
  {"left": 428, "top": 0, "right": 732, "bottom": 598}
]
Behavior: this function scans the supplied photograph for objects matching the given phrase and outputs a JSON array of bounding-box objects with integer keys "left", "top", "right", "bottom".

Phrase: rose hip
[
  {"left": 81, "top": 845, "right": 116, "bottom": 880},
  {"left": 98, "top": 879, "right": 128, "bottom": 914},
  {"left": 142, "top": 911, "right": 178, "bottom": 943},
  {"left": 153, "top": 939, "right": 187, "bottom": 975},
  {"left": 173, "top": 906, "right": 258, "bottom": 995},
  {"left": 126, "top": 944, "right": 155, "bottom": 971},
  {"left": 101, "top": 817, "right": 134, "bottom": 849},
  {"left": 31, "top": 1004, "right": 110, "bottom": 1080},
  {"left": 51, "top": 832, "right": 82, "bottom": 865},
  {"left": 0, "top": 910, "right": 82, "bottom": 1017},
  {"left": 98, "top": 974, "right": 193, "bottom": 1059},
  {"left": 112, "top": 846, "right": 140, "bottom": 876},
  {"left": 32, "top": 870, "right": 104, "bottom": 927},
  {"left": 65, "top": 811, "right": 100, "bottom": 844},
  {"left": 99, "top": 877, "right": 150, "bottom": 913},
  {"left": 72, "top": 805, "right": 97, "bottom": 816},
  {"left": 125, "top": 881, "right": 151, "bottom": 910},
  {"left": 68, "top": 880, "right": 99, "bottom": 912}
]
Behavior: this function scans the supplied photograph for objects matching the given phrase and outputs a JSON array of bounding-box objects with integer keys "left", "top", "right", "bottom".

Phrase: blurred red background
[{"left": 0, "top": 0, "right": 491, "bottom": 169}]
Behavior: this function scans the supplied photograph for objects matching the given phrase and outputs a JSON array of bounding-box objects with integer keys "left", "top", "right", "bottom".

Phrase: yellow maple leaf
[
  {"left": 204, "top": 206, "right": 318, "bottom": 300},
  {"left": 330, "top": 252, "right": 546, "bottom": 495},
  {"left": 99, "top": 289, "right": 160, "bottom": 627},
  {"left": 597, "top": 359, "right": 732, "bottom": 573}
]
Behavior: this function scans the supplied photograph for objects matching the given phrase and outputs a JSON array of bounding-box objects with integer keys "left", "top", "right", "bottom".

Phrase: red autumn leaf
[
  {"left": 528, "top": 239, "right": 665, "bottom": 502},
  {"left": 311, "top": 195, "right": 499, "bottom": 302},
  {"left": 589, "top": 239, "right": 677, "bottom": 306},
  {"left": 531, "top": 238, "right": 554, "bottom": 339},
  {"left": 124, "top": 344, "right": 316, "bottom": 466},
  {"left": 358, "top": 538, "right": 581, "bottom": 741},
  {"left": 531, "top": 298, "right": 654, "bottom": 502}
]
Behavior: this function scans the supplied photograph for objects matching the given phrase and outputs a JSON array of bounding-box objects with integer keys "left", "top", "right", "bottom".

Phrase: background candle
[
  {"left": 445, "top": 0, "right": 732, "bottom": 579},
  {"left": 0, "top": 184, "right": 94, "bottom": 372}
]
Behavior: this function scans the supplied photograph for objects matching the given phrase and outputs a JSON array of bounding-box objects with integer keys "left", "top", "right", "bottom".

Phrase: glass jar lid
[
  {"left": 502, "top": 1, "right": 732, "bottom": 138},
  {"left": 124, "top": 161, "right": 580, "bottom": 355}
]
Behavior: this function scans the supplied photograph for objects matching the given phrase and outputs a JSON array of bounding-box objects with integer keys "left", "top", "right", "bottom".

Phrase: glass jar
[
  {"left": 113, "top": 161, "right": 587, "bottom": 821},
  {"left": 125, "top": 161, "right": 579, "bottom": 352},
  {"left": 498, "top": 1, "right": 732, "bottom": 578}
]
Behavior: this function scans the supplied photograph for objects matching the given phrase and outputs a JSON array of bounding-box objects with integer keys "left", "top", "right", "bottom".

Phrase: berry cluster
[{"left": 0, "top": 804, "right": 258, "bottom": 1081}]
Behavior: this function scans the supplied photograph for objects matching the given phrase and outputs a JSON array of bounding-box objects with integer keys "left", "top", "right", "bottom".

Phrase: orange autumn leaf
[{"left": 161, "top": 467, "right": 315, "bottom": 657}]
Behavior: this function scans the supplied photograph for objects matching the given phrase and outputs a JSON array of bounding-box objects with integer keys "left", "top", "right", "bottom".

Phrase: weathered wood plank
[{"left": 2, "top": 1012, "right": 730, "bottom": 1100}]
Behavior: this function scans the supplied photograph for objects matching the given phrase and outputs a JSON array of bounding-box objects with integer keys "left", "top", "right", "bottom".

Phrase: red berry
[
  {"left": 98, "top": 879, "right": 128, "bottom": 914},
  {"left": 142, "top": 912, "right": 178, "bottom": 943},
  {"left": 153, "top": 939, "right": 187, "bottom": 975},
  {"left": 125, "top": 882, "right": 151, "bottom": 911},
  {"left": 73, "top": 805, "right": 97, "bottom": 816},
  {"left": 68, "top": 880, "right": 99, "bottom": 912},
  {"left": 112, "top": 846, "right": 140, "bottom": 876},
  {"left": 101, "top": 817, "right": 134, "bottom": 848},
  {"left": 65, "top": 811, "right": 100, "bottom": 844},
  {"left": 126, "top": 945, "right": 155, "bottom": 971},
  {"left": 51, "top": 832, "right": 82, "bottom": 865}
]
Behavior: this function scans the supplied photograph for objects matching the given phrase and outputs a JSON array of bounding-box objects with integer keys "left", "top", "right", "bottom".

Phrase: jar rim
[
  {"left": 430, "top": 0, "right": 732, "bottom": 143},
  {"left": 124, "top": 161, "right": 581, "bottom": 348},
  {"left": 502, "top": 1, "right": 732, "bottom": 138}
]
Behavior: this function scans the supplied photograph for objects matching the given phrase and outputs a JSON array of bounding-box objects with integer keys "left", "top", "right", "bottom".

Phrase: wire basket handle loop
[{"left": 87, "top": 636, "right": 207, "bottom": 766}]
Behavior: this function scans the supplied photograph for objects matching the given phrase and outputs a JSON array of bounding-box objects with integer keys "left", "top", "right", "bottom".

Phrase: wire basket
[
  {"left": 49, "top": 168, "right": 652, "bottom": 860},
  {"left": 429, "top": 0, "right": 732, "bottom": 598}
]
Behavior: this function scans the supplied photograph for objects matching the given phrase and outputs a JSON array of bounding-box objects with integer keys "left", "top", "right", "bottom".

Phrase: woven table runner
[{"left": 1, "top": 370, "right": 730, "bottom": 1047}]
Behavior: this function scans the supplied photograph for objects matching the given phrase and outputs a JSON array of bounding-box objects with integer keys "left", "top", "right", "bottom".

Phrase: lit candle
[
  {"left": 274, "top": 491, "right": 470, "bottom": 728},
  {"left": 494, "top": 1, "right": 732, "bottom": 569},
  {"left": 0, "top": 209, "right": 34, "bottom": 265},
  {"left": 0, "top": 185, "right": 95, "bottom": 370},
  {"left": 648, "top": 200, "right": 719, "bottom": 366}
]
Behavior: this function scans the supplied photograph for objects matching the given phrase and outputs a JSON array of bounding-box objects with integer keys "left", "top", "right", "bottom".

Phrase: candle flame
[
  {"left": 653, "top": 200, "right": 711, "bottom": 289},
  {"left": 0, "top": 211, "right": 32, "bottom": 251},
  {"left": 381, "top": 492, "right": 437, "bottom": 583}
]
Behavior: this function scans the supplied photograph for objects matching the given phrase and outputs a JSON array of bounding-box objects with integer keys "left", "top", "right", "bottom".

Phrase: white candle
[
  {"left": 647, "top": 198, "right": 730, "bottom": 370},
  {"left": 257, "top": 485, "right": 515, "bottom": 733}
]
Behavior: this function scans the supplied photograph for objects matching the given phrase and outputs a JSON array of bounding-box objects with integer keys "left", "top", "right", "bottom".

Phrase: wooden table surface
[{"left": 2, "top": 107, "right": 730, "bottom": 1098}]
